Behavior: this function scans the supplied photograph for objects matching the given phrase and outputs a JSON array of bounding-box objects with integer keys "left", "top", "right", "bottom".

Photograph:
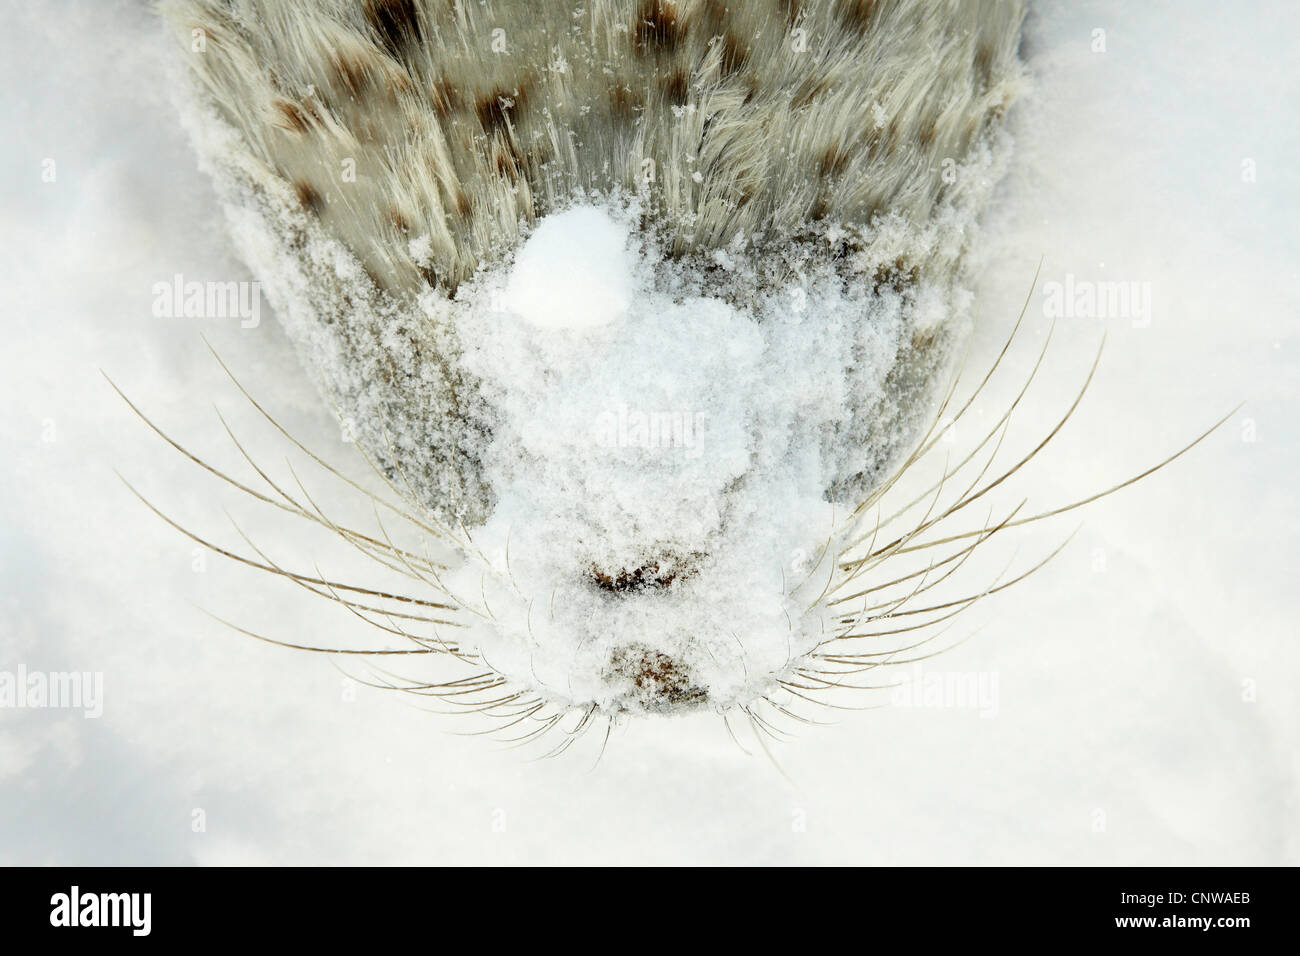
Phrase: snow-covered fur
[{"left": 158, "top": 0, "right": 1035, "bottom": 723}]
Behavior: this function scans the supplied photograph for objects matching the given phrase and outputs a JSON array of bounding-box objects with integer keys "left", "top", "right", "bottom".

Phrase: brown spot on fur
[
  {"left": 720, "top": 32, "right": 750, "bottom": 77},
  {"left": 610, "top": 84, "right": 643, "bottom": 121},
  {"left": 884, "top": 115, "right": 901, "bottom": 155},
  {"left": 919, "top": 120, "right": 938, "bottom": 149},
  {"left": 384, "top": 68, "right": 414, "bottom": 97},
  {"left": 836, "top": 0, "right": 876, "bottom": 34},
  {"left": 331, "top": 53, "right": 372, "bottom": 99},
  {"left": 475, "top": 81, "right": 530, "bottom": 133},
  {"left": 661, "top": 69, "right": 690, "bottom": 105},
  {"left": 793, "top": 76, "right": 830, "bottom": 108},
  {"left": 387, "top": 206, "right": 410, "bottom": 232},
  {"left": 633, "top": 0, "right": 685, "bottom": 55},
  {"left": 475, "top": 89, "right": 513, "bottom": 132},
  {"left": 430, "top": 79, "right": 461, "bottom": 118},
  {"left": 493, "top": 144, "right": 521, "bottom": 182},
  {"left": 364, "top": 0, "right": 423, "bottom": 60},
  {"left": 974, "top": 42, "right": 995, "bottom": 88},
  {"left": 271, "top": 99, "right": 310, "bottom": 134},
  {"left": 454, "top": 190, "right": 471, "bottom": 220},
  {"left": 293, "top": 181, "right": 324, "bottom": 215},
  {"left": 819, "top": 144, "right": 850, "bottom": 178}
]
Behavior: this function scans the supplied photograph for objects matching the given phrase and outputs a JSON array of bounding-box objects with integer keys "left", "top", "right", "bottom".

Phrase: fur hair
[{"left": 165, "top": 0, "right": 1026, "bottom": 292}]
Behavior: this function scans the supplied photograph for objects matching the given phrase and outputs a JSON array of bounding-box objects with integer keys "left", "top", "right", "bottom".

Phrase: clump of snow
[
  {"left": 407, "top": 233, "right": 433, "bottom": 268},
  {"left": 503, "top": 206, "right": 635, "bottom": 330}
]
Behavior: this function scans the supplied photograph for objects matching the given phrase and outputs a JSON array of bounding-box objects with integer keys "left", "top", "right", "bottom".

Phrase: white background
[{"left": 0, "top": 0, "right": 1295, "bottom": 864}]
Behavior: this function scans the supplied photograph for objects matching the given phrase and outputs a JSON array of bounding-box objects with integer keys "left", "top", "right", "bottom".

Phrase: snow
[
  {"left": 502, "top": 206, "right": 635, "bottom": 330},
  {"left": 0, "top": 0, "right": 1296, "bottom": 864}
]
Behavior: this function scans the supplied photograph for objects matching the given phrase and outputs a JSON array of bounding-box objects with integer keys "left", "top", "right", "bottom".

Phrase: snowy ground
[{"left": 0, "top": 0, "right": 1295, "bottom": 864}]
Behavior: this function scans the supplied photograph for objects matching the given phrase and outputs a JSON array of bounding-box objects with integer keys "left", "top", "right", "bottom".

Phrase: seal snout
[{"left": 590, "top": 552, "right": 703, "bottom": 594}]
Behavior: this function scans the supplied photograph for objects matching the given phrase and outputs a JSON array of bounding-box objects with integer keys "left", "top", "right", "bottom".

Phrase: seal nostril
[
  {"left": 590, "top": 552, "right": 703, "bottom": 594},
  {"left": 608, "top": 646, "right": 708, "bottom": 711}
]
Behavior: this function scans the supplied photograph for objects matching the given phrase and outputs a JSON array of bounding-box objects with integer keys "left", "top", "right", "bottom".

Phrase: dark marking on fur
[
  {"left": 383, "top": 68, "right": 414, "bottom": 98},
  {"left": 430, "top": 79, "right": 461, "bottom": 118},
  {"left": 475, "top": 79, "right": 532, "bottom": 134},
  {"left": 387, "top": 206, "right": 410, "bottom": 232},
  {"left": 493, "top": 143, "right": 522, "bottom": 182},
  {"left": 331, "top": 53, "right": 372, "bottom": 99},
  {"left": 610, "top": 84, "right": 643, "bottom": 121},
  {"left": 661, "top": 68, "right": 690, "bottom": 106},
  {"left": 974, "top": 42, "right": 995, "bottom": 89},
  {"left": 819, "top": 143, "right": 850, "bottom": 178},
  {"left": 793, "top": 76, "right": 831, "bottom": 109},
  {"left": 454, "top": 190, "right": 472, "bottom": 220},
  {"left": 475, "top": 88, "right": 515, "bottom": 132},
  {"left": 720, "top": 32, "right": 751, "bottom": 77},
  {"left": 364, "top": 0, "right": 423, "bottom": 61},
  {"left": 271, "top": 99, "right": 310, "bottom": 134},
  {"left": 293, "top": 180, "right": 324, "bottom": 215},
  {"left": 884, "top": 115, "right": 901, "bottom": 156},
  {"left": 836, "top": 0, "right": 877, "bottom": 35},
  {"left": 634, "top": 0, "right": 685, "bottom": 55}
]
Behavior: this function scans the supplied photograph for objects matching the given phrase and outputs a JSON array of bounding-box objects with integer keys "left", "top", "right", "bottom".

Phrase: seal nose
[
  {"left": 590, "top": 552, "right": 703, "bottom": 593},
  {"left": 608, "top": 646, "right": 707, "bottom": 711}
]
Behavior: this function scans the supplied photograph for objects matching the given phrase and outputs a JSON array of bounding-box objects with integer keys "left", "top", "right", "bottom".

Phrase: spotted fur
[
  {"left": 165, "top": 0, "right": 1025, "bottom": 294},
  {"left": 163, "top": 0, "right": 1027, "bottom": 529}
]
